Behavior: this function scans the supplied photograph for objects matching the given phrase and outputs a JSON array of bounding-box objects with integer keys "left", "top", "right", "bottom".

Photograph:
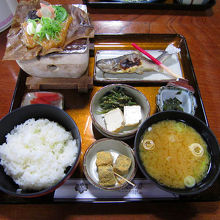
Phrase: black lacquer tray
[{"left": 0, "top": 34, "right": 219, "bottom": 203}]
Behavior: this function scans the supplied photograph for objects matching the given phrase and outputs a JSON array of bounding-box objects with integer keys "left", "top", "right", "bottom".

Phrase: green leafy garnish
[
  {"left": 53, "top": 6, "right": 68, "bottom": 22},
  {"left": 163, "top": 97, "right": 184, "bottom": 112},
  {"left": 26, "top": 5, "right": 69, "bottom": 43},
  {"left": 33, "top": 17, "right": 62, "bottom": 42},
  {"left": 98, "top": 87, "right": 137, "bottom": 114}
]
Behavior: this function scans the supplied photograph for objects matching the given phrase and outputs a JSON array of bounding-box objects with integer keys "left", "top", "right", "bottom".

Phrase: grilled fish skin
[{"left": 96, "top": 51, "right": 171, "bottom": 74}]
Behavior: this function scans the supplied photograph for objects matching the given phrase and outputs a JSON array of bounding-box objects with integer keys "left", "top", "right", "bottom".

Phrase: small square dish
[{"left": 156, "top": 84, "right": 197, "bottom": 115}]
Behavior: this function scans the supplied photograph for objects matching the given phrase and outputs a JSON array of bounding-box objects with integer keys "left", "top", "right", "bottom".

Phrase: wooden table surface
[{"left": 0, "top": 0, "right": 219, "bottom": 219}]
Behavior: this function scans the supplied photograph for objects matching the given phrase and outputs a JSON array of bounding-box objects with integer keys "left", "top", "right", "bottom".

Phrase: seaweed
[{"left": 163, "top": 97, "right": 184, "bottom": 112}]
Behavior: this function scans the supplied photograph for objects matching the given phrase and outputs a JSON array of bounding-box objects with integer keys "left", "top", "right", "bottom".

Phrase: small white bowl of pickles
[
  {"left": 83, "top": 138, "right": 137, "bottom": 191},
  {"left": 90, "top": 84, "right": 150, "bottom": 140}
]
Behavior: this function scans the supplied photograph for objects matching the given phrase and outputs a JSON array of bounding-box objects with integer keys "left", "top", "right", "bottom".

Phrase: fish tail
[{"left": 156, "top": 51, "right": 171, "bottom": 63}]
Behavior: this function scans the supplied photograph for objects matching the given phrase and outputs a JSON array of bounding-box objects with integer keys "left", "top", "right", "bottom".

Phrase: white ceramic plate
[{"left": 94, "top": 50, "right": 183, "bottom": 83}]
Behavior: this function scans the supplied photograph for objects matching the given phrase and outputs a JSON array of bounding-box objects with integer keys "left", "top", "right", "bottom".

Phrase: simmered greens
[{"left": 98, "top": 87, "right": 137, "bottom": 114}]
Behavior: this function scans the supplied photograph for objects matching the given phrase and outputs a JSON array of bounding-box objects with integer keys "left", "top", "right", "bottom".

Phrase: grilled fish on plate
[{"left": 96, "top": 51, "right": 172, "bottom": 75}]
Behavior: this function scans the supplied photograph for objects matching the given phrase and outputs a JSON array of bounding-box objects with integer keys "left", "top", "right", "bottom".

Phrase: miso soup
[{"left": 139, "top": 120, "right": 210, "bottom": 189}]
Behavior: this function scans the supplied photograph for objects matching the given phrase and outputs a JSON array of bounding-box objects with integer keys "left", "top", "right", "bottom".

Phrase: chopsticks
[
  {"left": 131, "top": 43, "right": 182, "bottom": 79},
  {"left": 114, "top": 172, "right": 136, "bottom": 187}
]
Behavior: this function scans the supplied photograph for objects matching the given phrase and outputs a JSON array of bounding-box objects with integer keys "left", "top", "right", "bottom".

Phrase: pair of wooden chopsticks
[{"left": 131, "top": 43, "right": 182, "bottom": 79}]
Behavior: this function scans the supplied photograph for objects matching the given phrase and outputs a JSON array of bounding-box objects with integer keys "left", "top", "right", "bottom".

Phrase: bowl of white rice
[{"left": 0, "top": 104, "right": 81, "bottom": 198}]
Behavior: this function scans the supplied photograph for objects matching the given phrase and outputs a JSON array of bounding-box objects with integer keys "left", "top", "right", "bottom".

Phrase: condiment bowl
[
  {"left": 156, "top": 85, "right": 197, "bottom": 115},
  {"left": 83, "top": 138, "right": 136, "bottom": 190},
  {"left": 0, "top": 104, "right": 81, "bottom": 198},
  {"left": 90, "top": 84, "right": 150, "bottom": 140},
  {"left": 134, "top": 111, "right": 220, "bottom": 195}
]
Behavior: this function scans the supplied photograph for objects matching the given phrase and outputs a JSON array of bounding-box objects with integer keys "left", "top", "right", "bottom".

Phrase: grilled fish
[{"left": 96, "top": 51, "right": 171, "bottom": 74}]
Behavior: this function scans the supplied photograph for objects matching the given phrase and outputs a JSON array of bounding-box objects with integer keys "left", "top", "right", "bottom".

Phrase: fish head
[{"left": 96, "top": 58, "right": 120, "bottom": 73}]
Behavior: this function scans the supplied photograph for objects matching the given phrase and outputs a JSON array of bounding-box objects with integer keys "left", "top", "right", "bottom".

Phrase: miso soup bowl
[
  {"left": 0, "top": 104, "right": 81, "bottom": 198},
  {"left": 134, "top": 111, "right": 220, "bottom": 196}
]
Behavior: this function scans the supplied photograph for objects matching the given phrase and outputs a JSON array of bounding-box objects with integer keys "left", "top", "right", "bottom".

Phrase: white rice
[{"left": 0, "top": 118, "right": 78, "bottom": 191}]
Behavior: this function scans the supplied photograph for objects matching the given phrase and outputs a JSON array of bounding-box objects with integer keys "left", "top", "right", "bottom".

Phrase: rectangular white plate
[{"left": 94, "top": 50, "right": 183, "bottom": 83}]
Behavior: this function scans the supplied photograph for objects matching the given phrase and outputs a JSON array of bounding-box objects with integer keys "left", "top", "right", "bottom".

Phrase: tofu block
[
  {"left": 98, "top": 165, "right": 116, "bottom": 187},
  {"left": 124, "top": 105, "right": 142, "bottom": 127},
  {"left": 96, "top": 151, "right": 113, "bottom": 167},
  {"left": 114, "top": 154, "right": 132, "bottom": 176},
  {"left": 104, "top": 108, "right": 125, "bottom": 132}
]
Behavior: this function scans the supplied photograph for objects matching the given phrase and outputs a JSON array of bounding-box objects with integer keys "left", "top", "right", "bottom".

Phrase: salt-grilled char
[{"left": 96, "top": 51, "right": 171, "bottom": 74}]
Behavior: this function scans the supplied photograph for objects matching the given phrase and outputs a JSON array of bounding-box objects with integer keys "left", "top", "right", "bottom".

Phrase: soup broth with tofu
[{"left": 139, "top": 120, "right": 210, "bottom": 189}]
